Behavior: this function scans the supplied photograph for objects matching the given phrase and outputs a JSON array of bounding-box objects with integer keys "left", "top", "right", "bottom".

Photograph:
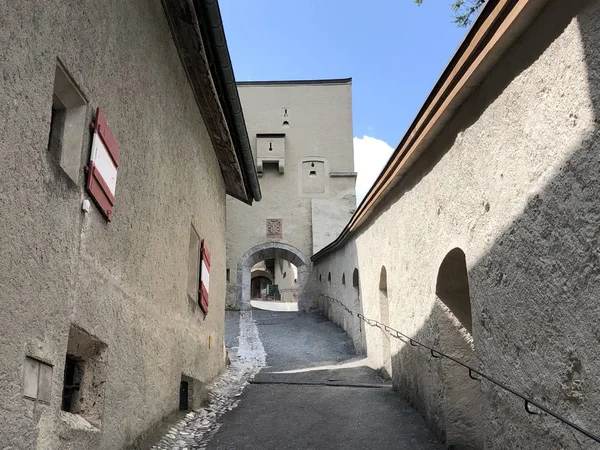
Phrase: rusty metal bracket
[
  {"left": 468, "top": 369, "right": 481, "bottom": 381},
  {"left": 525, "top": 401, "right": 539, "bottom": 415}
]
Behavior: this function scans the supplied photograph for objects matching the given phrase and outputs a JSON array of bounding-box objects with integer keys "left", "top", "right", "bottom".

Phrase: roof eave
[{"left": 161, "top": 0, "right": 261, "bottom": 204}]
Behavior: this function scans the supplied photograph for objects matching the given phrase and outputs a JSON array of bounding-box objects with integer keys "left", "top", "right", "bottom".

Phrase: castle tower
[{"left": 226, "top": 78, "right": 356, "bottom": 309}]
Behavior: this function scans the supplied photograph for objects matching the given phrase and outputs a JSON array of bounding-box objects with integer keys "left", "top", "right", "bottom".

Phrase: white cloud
[{"left": 353, "top": 136, "right": 394, "bottom": 205}]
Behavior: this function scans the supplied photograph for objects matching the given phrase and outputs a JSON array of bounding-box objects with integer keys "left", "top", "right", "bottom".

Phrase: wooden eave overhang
[
  {"left": 162, "top": 0, "right": 259, "bottom": 204},
  {"left": 312, "top": 0, "right": 551, "bottom": 261}
]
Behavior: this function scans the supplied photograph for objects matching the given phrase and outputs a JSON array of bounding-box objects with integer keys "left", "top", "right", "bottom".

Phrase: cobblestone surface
[{"left": 151, "top": 311, "right": 265, "bottom": 450}]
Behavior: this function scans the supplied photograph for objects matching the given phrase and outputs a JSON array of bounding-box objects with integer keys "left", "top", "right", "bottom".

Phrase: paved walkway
[{"left": 208, "top": 309, "right": 443, "bottom": 450}]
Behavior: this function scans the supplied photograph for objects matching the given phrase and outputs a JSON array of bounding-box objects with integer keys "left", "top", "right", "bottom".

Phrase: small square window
[{"left": 23, "top": 357, "right": 53, "bottom": 403}]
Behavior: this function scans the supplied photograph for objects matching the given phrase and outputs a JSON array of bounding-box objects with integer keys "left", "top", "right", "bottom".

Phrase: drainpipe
[{"left": 198, "top": 0, "right": 262, "bottom": 203}]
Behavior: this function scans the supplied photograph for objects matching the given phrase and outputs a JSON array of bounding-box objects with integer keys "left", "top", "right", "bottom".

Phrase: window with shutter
[
  {"left": 199, "top": 240, "right": 210, "bottom": 314},
  {"left": 187, "top": 226, "right": 201, "bottom": 302},
  {"left": 86, "top": 108, "right": 119, "bottom": 221}
]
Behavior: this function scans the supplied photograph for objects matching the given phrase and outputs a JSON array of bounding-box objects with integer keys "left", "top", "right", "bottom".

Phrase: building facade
[
  {"left": 226, "top": 79, "right": 357, "bottom": 309},
  {"left": 0, "top": 1, "right": 259, "bottom": 449},
  {"left": 307, "top": 0, "right": 600, "bottom": 448}
]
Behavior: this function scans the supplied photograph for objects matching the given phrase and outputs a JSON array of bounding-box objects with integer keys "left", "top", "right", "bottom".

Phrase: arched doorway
[
  {"left": 251, "top": 276, "right": 271, "bottom": 299},
  {"left": 435, "top": 248, "right": 481, "bottom": 449},
  {"left": 250, "top": 268, "right": 274, "bottom": 300},
  {"left": 236, "top": 242, "right": 311, "bottom": 310},
  {"left": 379, "top": 266, "right": 391, "bottom": 379}
]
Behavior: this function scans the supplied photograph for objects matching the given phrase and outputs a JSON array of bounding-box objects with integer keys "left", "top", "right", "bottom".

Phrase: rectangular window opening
[
  {"left": 61, "top": 325, "right": 107, "bottom": 429},
  {"left": 47, "top": 62, "right": 87, "bottom": 184}
]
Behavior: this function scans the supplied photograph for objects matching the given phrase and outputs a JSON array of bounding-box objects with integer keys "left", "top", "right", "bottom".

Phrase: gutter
[
  {"left": 312, "top": 0, "right": 549, "bottom": 262},
  {"left": 196, "top": 0, "right": 262, "bottom": 203},
  {"left": 237, "top": 78, "right": 352, "bottom": 86}
]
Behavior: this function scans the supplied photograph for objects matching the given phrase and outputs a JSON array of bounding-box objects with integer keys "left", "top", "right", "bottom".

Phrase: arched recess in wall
[
  {"left": 328, "top": 272, "right": 331, "bottom": 283},
  {"left": 379, "top": 266, "right": 392, "bottom": 379},
  {"left": 342, "top": 273, "right": 346, "bottom": 285},
  {"left": 436, "top": 248, "right": 472, "bottom": 334},
  {"left": 434, "top": 248, "right": 482, "bottom": 448},
  {"left": 298, "top": 157, "right": 329, "bottom": 197},
  {"left": 352, "top": 268, "right": 361, "bottom": 333}
]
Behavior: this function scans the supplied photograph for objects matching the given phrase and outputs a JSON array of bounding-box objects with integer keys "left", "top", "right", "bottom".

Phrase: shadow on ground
[{"left": 208, "top": 310, "right": 443, "bottom": 450}]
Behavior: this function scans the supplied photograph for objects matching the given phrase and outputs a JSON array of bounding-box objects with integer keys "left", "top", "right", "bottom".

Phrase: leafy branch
[{"left": 414, "top": 0, "right": 486, "bottom": 27}]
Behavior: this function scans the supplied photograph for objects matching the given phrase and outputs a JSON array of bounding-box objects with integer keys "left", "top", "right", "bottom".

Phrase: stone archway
[{"left": 236, "top": 242, "right": 311, "bottom": 310}]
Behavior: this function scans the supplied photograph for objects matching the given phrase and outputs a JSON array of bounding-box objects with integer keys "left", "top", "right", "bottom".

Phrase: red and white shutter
[
  {"left": 199, "top": 240, "right": 210, "bottom": 314},
  {"left": 87, "top": 108, "right": 119, "bottom": 221}
]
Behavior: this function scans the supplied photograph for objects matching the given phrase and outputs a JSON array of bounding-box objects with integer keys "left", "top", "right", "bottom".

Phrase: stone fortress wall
[{"left": 307, "top": 1, "right": 600, "bottom": 448}]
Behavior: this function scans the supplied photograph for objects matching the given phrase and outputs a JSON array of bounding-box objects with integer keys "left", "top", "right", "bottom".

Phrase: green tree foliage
[{"left": 414, "top": 0, "right": 486, "bottom": 27}]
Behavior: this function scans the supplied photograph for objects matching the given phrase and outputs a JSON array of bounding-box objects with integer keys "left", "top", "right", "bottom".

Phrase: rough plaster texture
[
  {"left": 226, "top": 81, "right": 355, "bottom": 308},
  {"left": 307, "top": 1, "right": 600, "bottom": 448},
  {"left": 0, "top": 1, "right": 230, "bottom": 448}
]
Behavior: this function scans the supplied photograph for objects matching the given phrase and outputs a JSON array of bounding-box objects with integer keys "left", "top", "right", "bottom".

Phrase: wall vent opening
[{"left": 179, "top": 378, "right": 190, "bottom": 410}]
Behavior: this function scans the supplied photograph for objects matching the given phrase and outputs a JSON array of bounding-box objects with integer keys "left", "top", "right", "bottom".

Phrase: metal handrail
[{"left": 320, "top": 294, "right": 600, "bottom": 445}]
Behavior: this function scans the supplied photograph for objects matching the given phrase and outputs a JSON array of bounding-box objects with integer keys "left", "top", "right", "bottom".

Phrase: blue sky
[{"left": 220, "top": 0, "right": 468, "bottom": 202}]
